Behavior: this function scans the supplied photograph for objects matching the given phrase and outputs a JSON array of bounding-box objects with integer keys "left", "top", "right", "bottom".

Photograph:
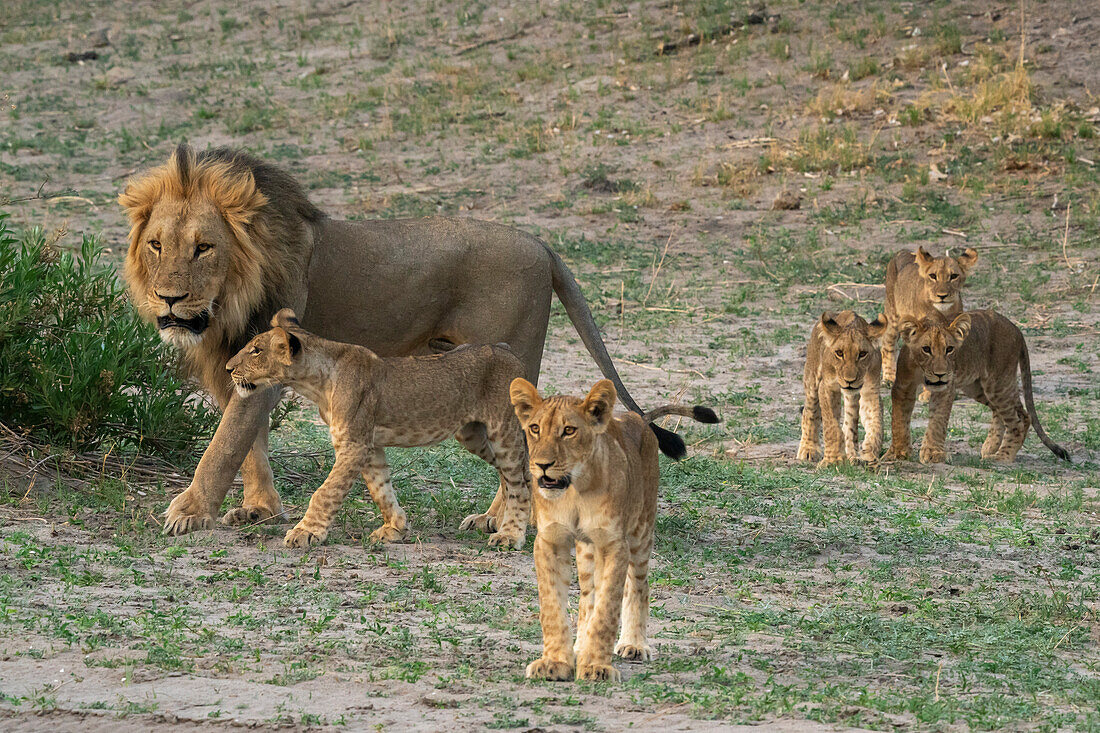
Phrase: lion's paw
[
  {"left": 368, "top": 524, "right": 407, "bottom": 544},
  {"left": 614, "top": 641, "right": 653, "bottom": 662},
  {"left": 163, "top": 489, "right": 217, "bottom": 536},
  {"left": 487, "top": 527, "right": 525, "bottom": 550},
  {"left": 459, "top": 512, "right": 497, "bottom": 534},
  {"left": 222, "top": 504, "right": 284, "bottom": 527},
  {"left": 919, "top": 448, "right": 947, "bottom": 465},
  {"left": 816, "top": 455, "right": 844, "bottom": 469},
  {"left": 576, "top": 662, "right": 621, "bottom": 683},
  {"left": 525, "top": 658, "right": 574, "bottom": 681},
  {"left": 284, "top": 524, "right": 327, "bottom": 548}
]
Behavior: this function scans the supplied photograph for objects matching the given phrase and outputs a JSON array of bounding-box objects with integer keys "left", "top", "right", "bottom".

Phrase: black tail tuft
[
  {"left": 651, "top": 424, "right": 687, "bottom": 460},
  {"left": 693, "top": 406, "right": 720, "bottom": 424}
]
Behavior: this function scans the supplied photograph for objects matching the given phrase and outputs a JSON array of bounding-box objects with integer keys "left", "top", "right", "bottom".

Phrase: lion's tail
[
  {"left": 545, "top": 243, "right": 696, "bottom": 459},
  {"left": 1019, "top": 341, "right": 1070, "bottom": 461},
  {"left": 642, "top": 405, "right": 721, "bottom": 425}
]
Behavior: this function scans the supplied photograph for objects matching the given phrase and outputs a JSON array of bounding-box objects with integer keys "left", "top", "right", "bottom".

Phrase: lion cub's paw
[
  {"left": 796, "top": 445, "right": 819, "bottom": 462},
  {"left": 458, "top": 512, "right": 498, "bottom": 534},
  {"left": 880, "top": 446, "right": 908, "bottom": 462},
  {"left": 614, "top": 641, "right": 653, "bottom": 662},
  {"left": 284, "top": 524, "right": 328, "bottom": 548},
  {"left": 525, "top": 658, "right": 574, "bottom": 681},
  {"left": 222, "top": 504, "right": 284, "bottom": 527},
  {"left": 487, "top": 528, "right": 525, "bottom": 550},
  {"left": 919, "top": 448, "right": 947, "bottom": 465},
  {"left": 816, "top": 455, "right": 844, "bottom": 469},
  {"left": 576, "top": 662, "right": 621, "bottom": 682},
  {"left": 368, "top": 524, "right": 407, "bottom": 544}
]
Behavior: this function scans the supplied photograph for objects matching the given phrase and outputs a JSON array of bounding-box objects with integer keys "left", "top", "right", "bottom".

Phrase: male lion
[
  {"left": 797, "top": 310, "right": 887, "bottom": 468},
  {"left": 881, "top": 245, "right": 978, "bottom": 385},
  {"left": 510, "top": 378, "right": 718, "bottom": 682},
  {"left": 226, "top": 309, "right": 530, "bottom": 549},
  {"left": 119, "top": 145, "right": 688, "bottom": 536},
  {"left": 885, "top": 311, "right": 1070, "bottom": 464}
]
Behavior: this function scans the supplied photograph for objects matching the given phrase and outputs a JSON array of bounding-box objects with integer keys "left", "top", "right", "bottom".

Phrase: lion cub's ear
[
  {"left": 956, "top": 247, "right": 979, "bottom": 273},
  {"left": 949, "top": 313, "right": 972, "bottom": 343},
  {"left": 510, "top": 378, "right": 542, "bottom": 424},
  {"left": 271, "top": 308, "right": 301, "bottom": 329},
  {"left": 271, "top": 327, "right": 302, "bottom": 365},
  {"left": 581, "top": 379, "right": 617, "bottom": 433},
  {"left": 915, "top": 246, "right": 934, "bottom": 270},
  {"left": 898, "top": 319, "right": 922, "bottom": 343},
  {"left": 867, "top": 313, "right": 888, "bottom": 343},
  {"left": 819, "top": 312, "right": 843, "bottom": 338}
]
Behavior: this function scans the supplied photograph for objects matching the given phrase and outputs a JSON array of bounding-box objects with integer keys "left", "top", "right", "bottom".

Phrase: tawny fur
[
  {"left": 798, "top": 311, "right": 887, "bottom": 467},
  {"left": 885, "top": 310, "right": 1070, "bottom": 464},
  {"left": 226, "top": 310, "right": 532, "bottom": 549},
  {"left": 510, "top": 379, "right": 717, "bottom": 683},
  {"left": 881, "top": 246, "right": 978, "bottom": 385}
]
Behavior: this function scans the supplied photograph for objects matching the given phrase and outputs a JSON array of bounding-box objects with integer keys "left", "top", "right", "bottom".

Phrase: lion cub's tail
[
  {"left": 642, "top": 405, "right": 721, "bottom": 425},
  {"left": 1019, "top": 342, "right": 1071, "bottom": 462}
]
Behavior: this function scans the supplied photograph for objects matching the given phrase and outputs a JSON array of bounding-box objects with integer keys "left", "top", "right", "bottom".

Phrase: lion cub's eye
[
  {"left": 249, "top": 347, "right": 261, "bottom": 355},
  {"left": 528, "top": 424, "right": 540, "bottom": 435},
  {"left": 148, "top": 239, "right": 161, "bottom": 252},
  {"left": 858, "top": 350, "right": 867, "bottom": 359},
  {"left": 195, "top": 243, "right": 213, "bottom": 257},
  {"left": 949, "top": 273, "right": 959, "bottom": 280},
  {"left": 945, "top": 346, "right": 955, "bottom": 354},
  {"left": 922, "top": 346, "right": 932, "bottom": 354},
  {"left": 562, "top": 426, "right": 576, "bottom": 437},
  {"left": 928, "top": 273, "right": 937, "bottom": 281}
]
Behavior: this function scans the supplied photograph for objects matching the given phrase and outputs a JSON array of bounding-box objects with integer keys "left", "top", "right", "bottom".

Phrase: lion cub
[
  {"left": 886, "top": 310, "right": 1070, "bottom": 464},
  {"left": 798, "top": 311, "right": 888, "bottom": 467},
  {"left": 226, "top": 309, "right": 531, "bottom": 549},
  {"left": 510, "top": 378, "right": 718, "bottom": 682},
  {"left": 881, "top": 246, "right": 978, "bottom": 385}
]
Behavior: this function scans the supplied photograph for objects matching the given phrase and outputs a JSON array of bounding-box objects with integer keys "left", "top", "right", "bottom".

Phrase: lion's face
[
  {"left": 510, "top": 378, "right": 616, "bottom": 496},
  {"left": 900, "top": 314, "right": 972, "bottom": 392},
  {"left": 120, "top": 145, "right": 270, "bottom": 353},
  {"left": 915, "top": 246, "right": 978, "bottom": 313},
  {"left": 818, "top": 311, "right": 887, "bottom": 393},
  {"left": 135, "top": 198, "right": 237, "bottom": 347},
  {"left": 226, "top": 309, "right": 304, "bottom": 398}
]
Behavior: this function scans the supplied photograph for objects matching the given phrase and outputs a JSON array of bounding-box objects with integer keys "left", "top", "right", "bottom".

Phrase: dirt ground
[{"left": 1, "top": 0, "right": 1099, "bottom": 730}]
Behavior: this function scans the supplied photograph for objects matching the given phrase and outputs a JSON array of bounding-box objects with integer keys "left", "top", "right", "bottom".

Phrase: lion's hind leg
[
  {"left": 482, "top": 418, "right": 531, "bottom": 550},
  {"left": 455, "top": 422, "right": 502, "bottom": 535}
]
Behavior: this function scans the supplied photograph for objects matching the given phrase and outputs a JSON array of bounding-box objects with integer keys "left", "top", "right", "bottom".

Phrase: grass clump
[{"left": 0, "top": 212, "right": 211, "bottom": 458}]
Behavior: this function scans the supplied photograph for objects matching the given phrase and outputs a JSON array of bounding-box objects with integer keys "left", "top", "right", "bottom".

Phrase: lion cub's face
[
  {"left": 915, "top": 246, "right": 978, "bottom": 312},
  {"left": 226, "top": 310, "right": 304, "bottom": 398},
  {"left": 900, "top": 314, "right": 972, "bottom": 392},
  {"left": 818, "top": 311, "right": 887, "bottom": 393},
  {"left": 510, "top": 379, "right": 616, "bottom": 495}
]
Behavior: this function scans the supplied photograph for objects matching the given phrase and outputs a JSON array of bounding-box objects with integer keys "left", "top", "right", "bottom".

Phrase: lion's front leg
[
  {"left": 285, "top": 441, "right": 369, "bottom": 548},
  {"left": 575, "top": 539, "right": 627, "bottom": 683},
  {"left": 165, "top": 389, "right": 273, "bottom": 536},
  {"left": 526, "top": 534, "right": 575, "bottom": 681},
  {"left": 223, "top": 387, "right": 285, "bottom": 527}
]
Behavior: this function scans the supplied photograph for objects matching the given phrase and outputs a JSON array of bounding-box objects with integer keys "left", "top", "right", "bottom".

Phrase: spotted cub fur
[{"left": 226, "top": 309, "right": 531, "bottom": 549}]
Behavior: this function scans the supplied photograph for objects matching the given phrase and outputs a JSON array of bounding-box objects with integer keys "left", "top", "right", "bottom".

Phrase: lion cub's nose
[{"left": 536, "top": 461, "right": 555, "bottom": 472}]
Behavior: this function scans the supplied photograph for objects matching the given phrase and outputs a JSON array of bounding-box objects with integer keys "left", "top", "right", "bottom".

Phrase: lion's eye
[
  {"left": 945, "top": 346, "right": 955, "bottom": 354},
  {"left": 922, "top": 346, "right": 932, "bottom": 354},
  {"left": 949, "top": 273, "right": 958, "bottom": 280},
  {"left": 928, "top": 273, "right": 937, "bottom": 281},
  {"left": 528, "top": 424, "right": 540, "bottom": 435},
  {"left": 195, "top": 243, "right": 213, "bottom": 257},
  {"left": 148, "top": 239, "right": 161, "bottom": 252},
  {"left": 562, "top": 426, "right": 576, "bottom": 437},
  {"left": 858, "top": 350, "right": 867, "bottom": 359},
  {"left": 834, "top": 349, "right": 844, "bottom": 358}
]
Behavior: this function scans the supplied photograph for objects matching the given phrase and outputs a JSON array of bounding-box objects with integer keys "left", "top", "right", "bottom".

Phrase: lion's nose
[{"left": 157, "top": 292, "right": 188, "bottom": 306}]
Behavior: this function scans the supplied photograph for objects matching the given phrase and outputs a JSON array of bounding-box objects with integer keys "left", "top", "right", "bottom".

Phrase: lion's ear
[
  {"left": 820, "top": 311, "right": 843, "bottom": 338},
  {"left": 510, "top": 378, "right": 542, "bottom": 424},
  {"left": 956, "top": 247, "right": 979, "bottom": 273},
  {"left": 272, "top": 327, "right": 302, "bottom": 365},
  {"left": 949, "top": 313, "right": 972, "bottom": 343},
  {"left": 271, "top": 308, "right": 300, "bottom": 329},
  {"left": 581, "top": 379, "right": 617, "bottom": 433},
  {"left": 899, "top": 319, "right": 921, "bottom": 343},
  {"left": 915, "top": 246, "right": 934, "bottom": 269},
  {"left": 867, "top": 313, "right": 888, "bottom": 342}
]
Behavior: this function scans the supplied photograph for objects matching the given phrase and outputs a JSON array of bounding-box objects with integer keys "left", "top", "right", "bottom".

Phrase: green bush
[{"left": 0, "top": 211, "right": 212, "bottom": 458}]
